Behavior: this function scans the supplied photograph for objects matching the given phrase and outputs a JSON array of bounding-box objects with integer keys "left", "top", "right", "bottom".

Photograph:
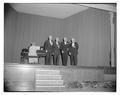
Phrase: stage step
[
  {"left": 36, "top": 80, "right": 64, "bottom": 86},
  {"left": 36, "top": 75, "right": 62, "bottom": 80},
  {"left": 36, "top": 69, "right": 60, "bottom": 75},
  {"left": 35, "top": 69, "right": 65, "bottom": 91},
  {"left": 35, "top": 86, "right": 65, "bottom": 91}
]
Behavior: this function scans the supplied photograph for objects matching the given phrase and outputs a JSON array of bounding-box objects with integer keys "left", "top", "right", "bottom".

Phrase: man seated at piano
[
  {"left": 28, "top": 42, "right": 40, "bottom": 64},
  {"left": 20, "top": 47, "right": 29, "bottom": 64}
]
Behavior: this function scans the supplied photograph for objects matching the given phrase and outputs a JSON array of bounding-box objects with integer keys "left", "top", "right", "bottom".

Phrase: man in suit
[
  {"left": 60, "top": 37, "right": 69, "bottom": 66},
  {"left": 69, "top": 38, "right": 79, "bottom": 66},
  {"left": 44, "top": 35, "right": 54, "bottom": 65},
  {"left": 53, "top": 37, "right": 61, "bottom": 65}
]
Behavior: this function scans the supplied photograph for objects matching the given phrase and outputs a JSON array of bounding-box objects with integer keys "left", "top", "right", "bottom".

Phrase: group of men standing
[{"left": 44, "top": 35, "right": 79, "bottom": 66}]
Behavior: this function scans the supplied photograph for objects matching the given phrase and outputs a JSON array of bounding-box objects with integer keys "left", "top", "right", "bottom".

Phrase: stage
[{"left": 4, "top": 63, "right": 116, "bottom": 92}]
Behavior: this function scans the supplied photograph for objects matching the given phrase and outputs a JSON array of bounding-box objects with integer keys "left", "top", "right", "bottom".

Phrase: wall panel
[
  {"left": 63, "top": 8, "right": 111, "bottom": 66},
  {"left": 4, "top": 4, "right": 17, "bottom": 63},
  {"left": 12, "top": 12, "right": 63, "bottom": 63}
]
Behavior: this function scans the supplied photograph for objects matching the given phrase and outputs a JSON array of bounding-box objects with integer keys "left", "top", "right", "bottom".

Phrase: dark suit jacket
[
  {"left": 53, "top": 41, "right": 61, "bottom": 55},
  {"left": 60, "top": 41, "right": 69, "bottom": 54},
  {"left": 69, "top": 42, "right": 79, "bottom": 55},
  {"left": 44, "top": 40, "right": 54, "bottom": 53}
]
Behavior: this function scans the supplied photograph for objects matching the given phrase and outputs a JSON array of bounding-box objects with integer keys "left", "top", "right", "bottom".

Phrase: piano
[{"left": 20, "top": 46, "right": 46, "bottom": 64}]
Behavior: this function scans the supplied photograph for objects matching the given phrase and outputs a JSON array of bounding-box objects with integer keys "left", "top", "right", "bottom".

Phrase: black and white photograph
[{"left": 4, "top": 3, "right": 117, "bottom": 92}]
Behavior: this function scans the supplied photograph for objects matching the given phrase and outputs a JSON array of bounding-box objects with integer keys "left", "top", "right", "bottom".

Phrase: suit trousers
[
  {"left": 45, "top": 52, "right": 52, "bottom": 65},
  {"left": 61, "top": 52, "right": 68, "bottom": 66},
  {"left": 70, "top": 54, "right": 77, "bottom": 65},
  {"left": 53, "top": 54, "right": 59, "bottom": 65}
]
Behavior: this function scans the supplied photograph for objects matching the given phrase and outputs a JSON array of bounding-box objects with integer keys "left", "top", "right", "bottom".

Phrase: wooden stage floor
[{"left": 4, "top": 63, "right": 116, "bottom": 92}]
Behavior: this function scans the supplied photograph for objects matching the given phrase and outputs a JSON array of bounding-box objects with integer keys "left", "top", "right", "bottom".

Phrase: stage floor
[
  {"left": 4, "top": 63, "right": 116, "bottom": 92},
  {"left": 4, "top": 63, "right": 105, "bottom": 69}
]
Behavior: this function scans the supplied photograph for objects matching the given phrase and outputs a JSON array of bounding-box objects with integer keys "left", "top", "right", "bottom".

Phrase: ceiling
[
  {"left": 10, "top": 3, "right": 116, "bottom": 19},
  {"left": 10, "top": 4, "right": 89, "bottom": 19}
]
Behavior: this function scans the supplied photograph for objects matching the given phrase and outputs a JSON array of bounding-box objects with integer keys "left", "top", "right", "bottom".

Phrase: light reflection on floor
[{"left": 5, "top": 81, "right": 34, "bottom": 91}]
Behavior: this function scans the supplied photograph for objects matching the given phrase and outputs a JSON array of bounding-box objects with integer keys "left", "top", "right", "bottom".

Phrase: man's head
[
  {"left": 71, "top": 38, "right": 75, "bottom": 43},
  {"left": 63, "top": 37, "right": 67, "bottom": 42},
  {"left": 55, "top": 37, "right": 59, "bottom": 42},
  {"left": 48, "top": 35, "right": 52, "bottom": 41}
]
